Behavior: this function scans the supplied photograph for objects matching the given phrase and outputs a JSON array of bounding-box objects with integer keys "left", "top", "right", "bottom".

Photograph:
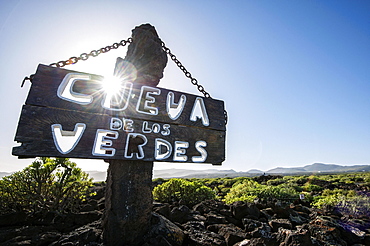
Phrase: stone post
[{"left": 103, "top": 24, "right": 167, "bottom": 246}]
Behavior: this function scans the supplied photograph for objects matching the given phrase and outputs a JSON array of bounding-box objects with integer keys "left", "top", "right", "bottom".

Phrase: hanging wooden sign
[{"left": 13, "top": 65, "right": 226, "bottom": 164}]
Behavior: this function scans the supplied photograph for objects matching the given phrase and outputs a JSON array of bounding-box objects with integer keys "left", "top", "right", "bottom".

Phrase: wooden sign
[{"left": 13, "top": 65, "right": 226, "bottom": 164}]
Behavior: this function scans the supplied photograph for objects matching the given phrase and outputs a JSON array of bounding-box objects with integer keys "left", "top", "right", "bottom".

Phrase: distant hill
[
  {"left": 3, "top": 163, "right": 369, "bottom": 182},
  {"left": 154, "top": 169, "right": 238, "bottom": 179},
  {"left": 86, "top": 169, "right": 241, "bottom": 181},
  {"left": 303, "top": 163, "right": 348, "bottom": 172},
  {"left": 0, "top": 172, "right": 12, "bottom": 179},
  {"left": 86, "top": 171, "right": 107, "bottom": 182},
  {"left": 266, "top": 167, "right": 306, "bottom": 174},
  {"left": 247, "top": 169, "right": 264, "bottom": 174},
  {"left": 267, "top": 163, "right": 370, "bottom": 174}
]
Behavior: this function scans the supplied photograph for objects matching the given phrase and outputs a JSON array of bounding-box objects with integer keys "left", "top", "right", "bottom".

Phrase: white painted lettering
[
  {"left": 166, "top": 92, "right": 186, "bottom": 120},
  {"left": 173, "top": 141, "right": 189, "bottom": 162},
  {"left": 161, "top": 124, "right": 171, "bottom": 136},
  {"left": 51, "top": 123, "right": 86, "bottom": 154},
  {"left": 124, "top": 119, "right": 134, "bottom": 132},
  {"left": 152, "top": 123, "right": 160, "bottom": 133},
  {"left": 142, "top": 121, "right": 152, "bottom": 133},
  {"left": 110, "top": 118, "right": 134, "bottom": 132},
  {"left": 142, "top": 121, "right": 170, "bottom": 136},
  {"left": 124, "top": 133, "right": 147, "bottom": 159},
  {"left": 92, "top": 129, "right": 118, "bottom": 157},
  {"left": 190, "top": 97, "right": 209, "bottom": 126},
  {"left": 110, "top": 118, "right": 122, "bottom": 130},
  {"left": 192, "top": 141, "right": 208, "bottom": 163},
  {"left": 136, "top": 86, "right": 161, "bottom": 115},
  {"left": 57, "top": 73, "right": 94, "bottom": 104},
  {"left": 155, "top": 138, "right": 172, "bottom": 160}
]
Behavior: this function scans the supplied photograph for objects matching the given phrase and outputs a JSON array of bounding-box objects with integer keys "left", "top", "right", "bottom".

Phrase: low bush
[
  {"left": 266, "top": 178, "right": 285, "bottom": 186},
  {"left": 312, "top": 188, "right": 370, "bottom": 218},
  {"left": 0, "top": 157, "right": 93, "bottom": 214},
  {"left": 152, "top": 178, "right": 216, "bottom": 206},
  {"left": 302, "top": 183, "right": 323, "bottom": 192},
  {"left": 311, "top": 189, "right": 355, "bottom": 208},
  {"left": 223, "top": 179, "right": 299, "bottom": 204}
]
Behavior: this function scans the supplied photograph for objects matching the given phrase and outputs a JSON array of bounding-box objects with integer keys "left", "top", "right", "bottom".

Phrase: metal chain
[
  {"left": 161, "top": 42, "right": 211, "bottom": 99},
  {"left": 22, "top": 37, "right": 228, "bottom": 125},
  {"left": 161, "top": 41, "right": 228, "bottom": 125},
  {"left": 49, "top": 38, "right": 132, "bottom": 68},
  {"left": 22, "top": 38, "right": 132, "bottom": 86}
]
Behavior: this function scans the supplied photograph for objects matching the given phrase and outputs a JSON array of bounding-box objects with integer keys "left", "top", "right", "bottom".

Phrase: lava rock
[
  {"left": 276, "top": 228, "right": 313, "bottom": 246},
  {"left": 143, "top": 213, "right": 184, "bottom": 246},
  {"left": 183, "top": 221, "right": 226, "bottom": 246},
  {"left": 217, "top": 224, "right": 246, "bottom": 246},
  {"left": 268, "top": 218, "right": 292, "bottom": 232},
  {"left": 0, "top": 212, "right": 27, "bottom": 226},
  {"left": 231, "top": 201, "right": 260, "bottom": 220},
  {"left": 206, "top": 212, "right": 227, "bottom": 225},
  {"left": 170, "top": 205, "right": 192, "bottom": 224},
  {"left": 153, "top": 202, "right": 171, "bottom": 218}
]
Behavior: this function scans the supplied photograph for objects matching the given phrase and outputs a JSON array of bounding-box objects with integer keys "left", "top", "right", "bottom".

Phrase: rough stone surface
[
  {"left": 103, "top": 23, "right": 168, "bottom": 246},
  {"left": 308, "top": 216, "right": 347, "bottom": 245},
  {"left": 217, "top": 224, "right": 246, "bottom": 246},
  {"left": 268, "top": 218, "right": 292, "bottom": 232},
  {"left": 1, "top": 181, "right": 370, "bottom": 245},
  {"left": 103, "top": 160, "right": 153, "bottom": 246},
  {"left": 50, "top": 220, "right": 103, "bottom": 246},
  {"left": 276, "top": 228, "right": 313, "bottom": 246},
  {"left": 0, "top": 212, "right": 27, "bottom": 227},
  {"left": 183, "top": 221, "right": 226, "bottom": 246},
  {"left": 121, "top": 23, "right": 168, "bottom": 87},
  {"left": 153, "top": 202, "right": 171, "bottom": 218},
  {"left": 206, "top": 212, "right": 227, "bottom": 225},
  {"left": 170, "top": 205, "right": 192, "bottom": 224},
  {"left": 143, "top": 213, "right": 184, "bottom": 246},
  {"left": 231, "top": 201, "right": 260, "bottom": 220}
]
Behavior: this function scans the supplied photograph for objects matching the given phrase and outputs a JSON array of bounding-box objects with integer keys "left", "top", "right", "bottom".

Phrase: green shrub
[
  {"left": 0, "top": 157, "right": 93, "bottom": 214},
  {"left": 266, "top": 178, "right": 285, "bottom": 186},
  {"left": 152, "top": 178, "right": 216, "bottom": 205},
  {"left": 311, "top": 189, "right": 356, "bottom": 209},
  {"left": 223, "top": 179, "right": 260, "bottom": 204},
  {"left": 223, "top": 179, "right": 299, "bottom": 204},
  {"left": 302, "top": 183, "right": 323, "bottom": 192},
  {"left": 220, "top": 177, "right": 250, "bottom": 188},
  {"left": 220, "top": 187, "right": 231, "bottom": 195}
]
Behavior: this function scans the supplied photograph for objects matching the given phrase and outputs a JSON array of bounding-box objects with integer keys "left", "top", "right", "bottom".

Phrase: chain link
[
  {"left": 49, "top": 38, "right": 132, "bottom": 68},
  {"left": 161, "top": 42, "right": 211, "bottom": 99},
  {"left": 29, "top": 37, "right": 227, "bottom": 125},
  {"left": 161, "top": 41, "right": 228, "bottom": 125}
]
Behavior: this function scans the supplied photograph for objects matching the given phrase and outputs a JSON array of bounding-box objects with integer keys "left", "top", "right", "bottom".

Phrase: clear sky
[{"left": 0, "top": 0, "right": 369, "bottom": 173}]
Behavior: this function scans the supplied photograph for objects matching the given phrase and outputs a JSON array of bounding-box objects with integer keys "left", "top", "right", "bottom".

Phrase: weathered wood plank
[
  {"left": 25, "top": 64, "right": 226, "bottom": 131},
  {"left": 13, "top": 105, "right": 225, "bottom": 164}
]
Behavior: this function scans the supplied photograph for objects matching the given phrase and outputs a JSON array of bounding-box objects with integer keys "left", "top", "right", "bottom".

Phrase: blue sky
[{"left": 0, "top": 0, "right": 369, "bottom": 172}]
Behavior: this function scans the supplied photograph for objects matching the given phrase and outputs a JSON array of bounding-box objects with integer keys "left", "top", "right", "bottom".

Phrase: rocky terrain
[{"left": 1, "top": 177, "right": 369, "bottom": 246}]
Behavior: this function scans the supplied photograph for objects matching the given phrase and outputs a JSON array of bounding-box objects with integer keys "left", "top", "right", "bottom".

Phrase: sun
[
  {"left": 99, "top": 60, "right": 138, "bottom": 109},
  {"left": 100, "top": 75, "right": 134, "bottom": 110},
  {"left": 100, "top": 60, "right": 138, "bottom": 97},
  {"left": 101, "top": 75, "right": 124, "bottom": 97},
  {"left": 100, "top": 75, "right": 127, "bottom": 109}
]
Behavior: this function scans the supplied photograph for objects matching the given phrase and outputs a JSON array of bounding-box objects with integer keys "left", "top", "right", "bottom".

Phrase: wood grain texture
[
  {"left": 13, "top": 105, "right": 225, "bottom": 164},
  {"left": 25, "top": 64, "right": 226, "bottom": 131}
]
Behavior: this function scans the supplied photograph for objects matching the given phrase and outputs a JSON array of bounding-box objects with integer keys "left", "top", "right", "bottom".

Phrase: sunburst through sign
[{"left": 13, "top": 64, "right": 226, "bottom": 165}]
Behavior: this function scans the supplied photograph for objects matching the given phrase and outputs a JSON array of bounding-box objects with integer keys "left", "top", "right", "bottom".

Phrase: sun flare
[{"left": 101, "top": 75, "right": 124, "bottom": 96}]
